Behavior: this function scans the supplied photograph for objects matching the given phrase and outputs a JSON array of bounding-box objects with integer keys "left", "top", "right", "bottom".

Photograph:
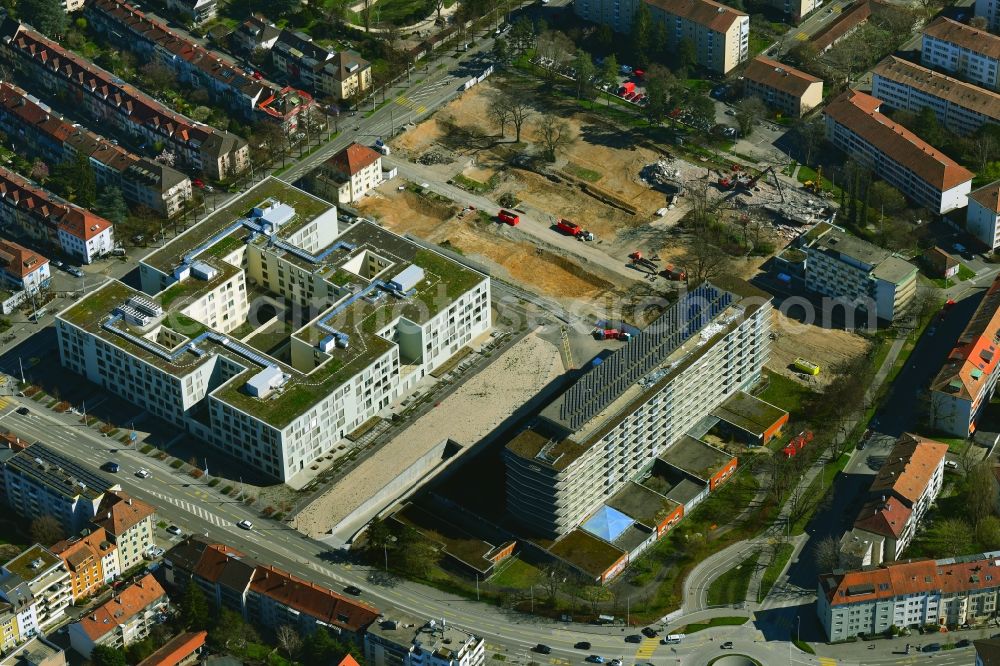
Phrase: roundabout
[{"left": 707, "top": 656, "right": 762, "bottom": 666}]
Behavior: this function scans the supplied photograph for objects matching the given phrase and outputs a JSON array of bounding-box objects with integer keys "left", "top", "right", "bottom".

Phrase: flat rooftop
[
  {"left": 60, "top": 178, "right": 486, "bottom": 429},
  {"left": 660, "top": 435, "right": 734, "bottom": 481},
  {"left": 548, "top": 528, "right": 625, "bottom": 579},
  {"left": 3, "top": 545, "right": 59, "bottom": 582},
  {"left": 7, "top": 443, "right": 115, "bottom": 501},
  {"left": 367, "top": 611, "right": 479, "bottom": 654},
  {"left": 391, "top": 503, "right": 506, "bottom": 574},
  {"left": 710, "top": 391, "right": 787, "bottom": 438},
  {"left": 607, "top": 481, "right": 681, "bottom": 529}
]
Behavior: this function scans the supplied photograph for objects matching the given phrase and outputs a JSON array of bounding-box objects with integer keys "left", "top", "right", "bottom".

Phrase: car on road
[
  {"left": 166, "top": 525, "right": 182, "bottom": 536},
  {"left": 135, "top": 468, "right": 151, "bottom": 479},
  {"left": 625, "top": 634, "right": 643, "bottom": 643},
  {"left": 344, "top": 585, "right": 362, "bottom": 596},
  {"left": 533, "top": 645, "right": 551, "bottom": 654},
  {"left": 923, "top": 643, "right": 941, "bottom": 652},
  {"left": 721, "top": 642, "right": 734, "bottom": 650},
  {"left": 53, "top": 260, "right": 64, "bottom": 269},
  {"left": 15, "top": 407, "right": 29, "bottom": 416},
  {"left": 585, "top": 656, "right": 604, "bottom": 663},
  {"left": 945, "top": 460, "right": 959, "bottom": 469},
  {"left": 956, "top": 639, "right": 971, "bottom": 648},
  {"left": 101, "top": 462, "right": 120, "bottom": 473},
  {"left": 236, "top": 520, "right": 253, "bottom": 530},
  {"left": 609, "top": 660, "right": 621, "bottom": 666},
  {"left": 574, "top": 642, "right": 591, "bottom": 650},
  {"left": 641, "top": 627, "right": 658, "bottom": 638},
  {"left": 68, "top": 267, "right": 84, "bottom": 278},
  {"left": 192, "top": 178, "right": 205, "bottom": 189}
]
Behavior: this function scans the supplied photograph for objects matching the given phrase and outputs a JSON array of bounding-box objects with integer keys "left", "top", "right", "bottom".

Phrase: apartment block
[
  {"left": 0, "top": 241, "right": 49, "bottom": 294},
  {"left": 818, "top": 551, "right": 1000, "bottom": 640},
  {"left": 0, "top": 168, "right": 114, "bottom": 265},
  {"left": 86, "top": 0, "right": 314, "bottom": 134},
  {"left": 1, "top": 443, "right": 120, "bottom": 534},
  {"left": 91, "top": 491, "right": 155, "bottom": 573},
  {"left": 824, "top": 90, "right": 974, "bottom": 214},
  {"left": 871, "top": 56, "right": 1000, "bottom": 137},
  {"left": 791, "top": 222, "right": 917, "bottom": 322},
  {"left": 975, "top": 0, "right": 1000, "bottom": 33},
  {"left": 921, "top": 17, "right": 1000, "bottom": 91},
  {"left": 0, "top": 19, "right": 248, "bottom": 180},
  {"left": 761, "top": 0, "right": 820, "bottom": 21},
  {"left": 164, "top": 0, "right": 217, "bottom": 24},
  {"left": 68, "top": 574, "right": 166, "bottom": 658},
  {"left": 504, "top": 280, "right": 771, "bottom": 538},
  {"left": 366, "top": 613, "right": 485, "bottom": 666},
  {"left": 271, "top": 31, "right": 373, "bottom": 101},
  {"left": 231, "top": 15, "right": 281, "bottom": 53},
  {"left": 969, "top": 181, "right": 1000, "bottom": 250},
  {"left": 312, "top": 143, "right": 383, "bottom": 204},
  {"left": 743, "top": 56, "right": 823, "bottom": 117},
  {"left": 0, "top": 82, "right": 192, "bottom": 217},
  {"left": 57, "top": 178, "right": 490, "bottom": 481},
  {"left": 163, "top": 538, "right": 380, "bottom": 641},
  {"left": 809, "top": 0, "right": 875, "bottom": 52},
  {"left": 575, "top": 0, "right": 748, "bottom": 73},
  {"left": 51, "top": 529, "right": 120, "bottom": 602},
  {"left": 0, "top": 636, "right": 65, "bottom": 666},
  {"left": 930, "top": 273, "right": 1000, "bottom": 436},
  {"left": 839, "top": 434, "right": 947, "bottom": 568},
  {"left": 2, "top": 546, "right": 71, "bottom": 631},
  {"left": 0, "top": 575, "right": 36, "bottom": 650}
]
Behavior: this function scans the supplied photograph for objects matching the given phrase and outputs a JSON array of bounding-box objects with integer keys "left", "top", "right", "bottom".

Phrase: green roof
[{"left": 3, "top": 545, "right": 59, "bottom": 582}]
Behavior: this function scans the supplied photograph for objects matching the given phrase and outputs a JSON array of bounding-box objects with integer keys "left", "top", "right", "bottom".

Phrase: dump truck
[
  {"left": 660, "top": 264, "right": 686, "bottom": 281},
  {"left": 629, "top": 251, "right": 657, "bottom": 271},
  {"left": 497, "top": 209, "right": 519, "bottom": 225},
  {"left": 557, "top": 219, "right": 582, "bottom": 236},
  {"left": 793, "top": 357, "right": 820, "bottom": 375},
  {"left": 594, "top": 328, "right": 632, "bottom": 341}
]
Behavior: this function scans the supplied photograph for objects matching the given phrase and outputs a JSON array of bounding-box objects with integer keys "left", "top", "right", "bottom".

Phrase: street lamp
[
  {"left": 383, "top": 535, "right": 397, "bottom": 572},
  {"left": 797, "top": 615, "right": 801, "bottom": 643}
]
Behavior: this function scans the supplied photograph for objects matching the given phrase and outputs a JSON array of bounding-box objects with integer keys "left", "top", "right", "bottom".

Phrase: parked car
[
  {"left": 101, "top": 462, "right": 120, "bottom": 473},
  {"left": 68, "top": 267, "right": 84, "bottom": 278},
  {"left": 721, "top": 642, "right": 734, "bottom": 650},
  {"left": 15, "top": 407, "right": 29, "bottom": 416},
  {"left": 192, "top": 178, "right": 206, "bottom": 189},
  {"left": 344, "top": 585, "right": 362, "bottom": 596},
  {"left": 585, "top": 656, "right": 604, "bottom": 664},
  {"left": 924, "top": 643, "right": 941, "bottom": 652},
  {"left": 625, "top": 635, "right": 643, "bottom": 643},
  {"left": 166, "top": 525, "right": 182, "bottom": 536},
  {"left": 145, "top": 546, "right": 164, "bottom": 559},
  {"left": 135, "top": 468, "right": 151, "bottom": 478}
]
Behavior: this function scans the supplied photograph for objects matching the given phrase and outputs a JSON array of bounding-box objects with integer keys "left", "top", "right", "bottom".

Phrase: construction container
[{"left": 793, "top": 357, "right": 820, "bottom": 375}]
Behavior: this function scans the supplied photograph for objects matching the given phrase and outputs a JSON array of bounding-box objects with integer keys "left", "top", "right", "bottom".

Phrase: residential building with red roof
[
  {"left": 86, "top": 0, "right": 314, "bottom": 134},
  {"left": 51, "top": 528, "right": 119, "bottom": 602},
  {"left": 818, "top": 550, "right": 1000, "bottom": 641},
  {"left": 968, "top": 180, "right": 1000, "bottom": 250},
  {"left": 922, "top": 17, "right": 1000, "bottom": 91},
  {"left": 91, "top": 491, "right": 156, "bottom": 573},
  {"left": 931, "top": 274, "right": 1000, "bottom": 436},
  {"left": 744, "top": 56, "right": 823, "bottom": 117},
  {"left": 575, "top": 0, "right": 749, "bottom": 73},
  {"left": 135, "top": 630, "right": 207, "bottom": 666},
  {"left": 68, "top": 574, "right": 166, "bottom": 658},
  {"left": 0, "top": 167, "right": 114, "bottom": 265},
  {"left": 0, "top": 240, "right": 48, "bottom": 294},
  {"left": 313, "top": 143, "right": 383, "bottom": 204},
  {"left": 0, "top": 81, "right": 192, "bottom": 217},
  {"left": 839, "top": 434, "right": 947, "bottom": 568},
  {"left": 871, "top": 56, "right": 1000, "bottom": 137},
  {"left": 823, "top": 90, "right": 973, "bottom": 214},
  {"left": 809, "top": 0, "right": 876, "bottom": 52},
  {"left": 163, "top": 537, "right": 380, "bottom": 641},
  {"left": 0, "top": 19, "right": 248, "bottom": 180}
]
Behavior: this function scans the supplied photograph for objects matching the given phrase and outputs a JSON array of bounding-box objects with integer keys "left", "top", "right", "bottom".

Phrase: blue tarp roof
[{"left": 582, "top": 505, "right": 635, "bottom": 543}]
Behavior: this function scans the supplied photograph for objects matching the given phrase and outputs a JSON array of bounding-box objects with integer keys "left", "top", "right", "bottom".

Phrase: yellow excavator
[{"left": 802, "top": 166, "right": 823, "bottom": 194}]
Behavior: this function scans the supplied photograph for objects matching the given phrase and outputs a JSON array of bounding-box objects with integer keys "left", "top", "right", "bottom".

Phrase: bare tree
[
  {"left": 539, "top": 119, "right": 574, "bottom": 162},
  {"left": 487, "top": 92, "right": 511, "bottom": 138},
  {"left": 682, "top": 236, "right": 730, "bottom": 285},
  {"left": 506, "top": 98, "right": 533, "bottom": 143},
  {"left": 968, "top": 461, "right": 998, "bottom": 526},
  {"left": 30, "top": 515, "right": 64, "bottom": 546},
  {"left": 275, "top": 625, "right": 301, "bottom": 659},
  {"left": 813, "top": 535, "right": 841, "bottom": 574},
  {"left": 969, "top": 132, "right": 997, "bottom": 172},
  {"left": 734, "top": 97, "right": 767, "bottom": 138}
]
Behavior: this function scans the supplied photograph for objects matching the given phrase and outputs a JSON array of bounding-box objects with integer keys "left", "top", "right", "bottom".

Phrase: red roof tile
[
  {"left": 136, "top": 630, "right": 207, "bottom": 666},
  {"left": 970, "top": 180, "right": 1000, "bottom": 215},
  {"left": 0, "top": 239, "right": 47, "bottom": 279},
  {"left": 327, "top": 142, "right": 381, "bottom": 176},
  {"left": 76, "top": 574, "right": 166, "bottom": 640},
  {"left": 92, "top": 490, "right": 155, "bottom": 536}
]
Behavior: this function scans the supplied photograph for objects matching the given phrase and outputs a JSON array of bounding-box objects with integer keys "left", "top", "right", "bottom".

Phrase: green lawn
[
  {"left": 958, "top": 264, "right": 976, "bottom": 281},
  {"left": 488, "top": 558, "right": 541, "bottom": 588},
  {"left": 681, "top": 616, "right": 749, "bottom": 633},
  {"left": 759, "top": 542, "right": 795, "bottom": 600},
  {"left": 706, "top": 551, "right": 759, "bottom": 606},
  {"left": 564, "top": 162, "right": 603, "bottom": 183},
  {"left": 757, "top": 370, "right": 814, "bottom": 414},
  {"left": 796, "top": 165, "right": 843, "bottom": 199}
]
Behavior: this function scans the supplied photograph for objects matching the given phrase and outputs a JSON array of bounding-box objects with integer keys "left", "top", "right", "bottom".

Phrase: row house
[
  {"left": 0, "top": 81, "right": 192, "bottom": 217},
  {"left": 0, "top": 18, "right": 248, "bottom": 179},
  {"left": 51, "top": 529, "right": 120, "bottom": 603},
  {"left": 823, "top": 89, "right": 973, "bottom": 215},
  {"left": 0, "top": 167, "right": 114, "bottom": 264},
  {"left": 930, "top": 273, "right": 1000, "bottom": 436},
  {"left": 819, "top": 551, "right": 1000, "bottom": 640},
  {"left": 163, "top": 537, "right": 379, "bottom": 642},
  {"left": 271, "top": 30, "right": 373, "bottom": 102},
  {"left": 68, "top": 574, "right": 166, "bottom": 658},
  {"left": 871, "top": 56, "right": 1000, "bottom": 137},
  {"left": 921, "top": 17, "right": 1000, "bottom": 92},
  {"left": 86, "top": 0, "right": 315, "bottom": 134}
]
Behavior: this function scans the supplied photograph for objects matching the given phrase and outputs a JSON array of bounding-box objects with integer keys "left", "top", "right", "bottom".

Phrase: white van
[{"left": 662, "top": 634, "right": 684, "bottom": 644}]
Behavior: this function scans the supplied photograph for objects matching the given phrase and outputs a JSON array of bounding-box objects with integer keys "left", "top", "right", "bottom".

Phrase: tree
[
  {"left": 29, "top": 515, "right": 64, "bottom": 546},
  {"left": 643, "top": 71, "right": 670, "bottom": 125},
  {"left": 682, "top": 236, "right": 730, "bottom": 284},
  {"left": 179, "top": 581, "right": 210, "bottom": 630},
  {"left": 210, "top": 608, "right": 259, "bottom": 654},
  {"left": 508, "top": 16, "right": 534, "bottom": 55},
  {"left": 968, "top": 126, "right": 1000, "bottom": 172},
  {"left": 140, "top": 62, "right": 178, "bottom": 96},
  {"left": 968, "top": 462, "right": 998, "bottom": 527},
  {"left": 687, "top": 95, "right": 715, "bottom": 132},
  {"left": 29, "top": 159, "right": 48, "bottom": 183},
  {"left": 573, "top": 49, "right": 596, "bottom": 99},
  {"left": 793, "top": 116, "right": 827, "bottom": 165},
  {"left": 675, "top": 38, "right": 697, "bottom": 75},
  {"left": 487, "top": 92, "right": 511, "bottom": 138},
  {"left": 813, "top": 535, "right": 841, "bottom": 574},
  {"left": 630, "top": 2, "right": 652, "bottom": 66},
  {"left": 913, "top": 106, "right": 944, "bottom": 146},
  {"left": 928, "top": 518, "right": 975, "bottom": 558},
  {"left": 397, "top": 528, "right": 440, "bottom": 576},
  {"left": 539, "top": 119, "right": 573, "bottom": 161},
  {"left": 50, "top": 152, "right": 96, "bottom": 208},
  {"left": 90, "top": 646, "right": 127, "bottom": 666},
  {"left": 17, "top": 0, "right": 67, "bottom": 38},
  {"left": 734, "top": 97, "right": 767, "bottom": 138},
  {"left": 978, "top": 516, "right": 1000, "bottom": 551},
  {"left": 96, "top": 187, "right": 128, "bottom": 229},
  {"left": 276, "top": 625, "right": 302, "bottom": 659},
  {"left": 868, "top": 181, "right": 907, "bottom": 217},
  {"left": 600, "top": 54, "right": 619, "bottom": 106},
  {"left": 505, "top": 97, "right": 533, "bottom": 143},
  {"left": 493, "top": 38, "right": 512, "bottom": 67},
  {"left": 594, "top": 24, "right": 614, "bottom": 54}
]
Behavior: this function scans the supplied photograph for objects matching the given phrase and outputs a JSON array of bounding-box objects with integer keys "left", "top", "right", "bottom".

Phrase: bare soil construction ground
[
  {"left": 293, "top": 331, "right": 564, "bottom": 539},
  {"left": 766, "top": 308, "right": 873, "bottom": 388}
]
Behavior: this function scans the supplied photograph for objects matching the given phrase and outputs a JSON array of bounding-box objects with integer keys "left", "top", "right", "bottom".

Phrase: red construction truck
[
  {"left": 557, "top": 219, "right": 582, "bottom": 236},
  {"left": 660, "top": 265, "right": 687, "bottom": 281},
  {"left": 617, "top": 81, "right": 636, "bottom": 97},
  {"left": 497, "top": 209, "right": 520, "bottom": 225}
]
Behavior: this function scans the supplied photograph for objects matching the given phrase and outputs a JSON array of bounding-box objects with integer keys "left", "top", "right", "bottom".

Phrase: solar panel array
[{"left": 555, "top": 283, "right": 735, "bottom": 430}]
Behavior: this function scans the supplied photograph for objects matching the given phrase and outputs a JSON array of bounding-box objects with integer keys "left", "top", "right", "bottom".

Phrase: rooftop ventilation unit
[
  {"left": 127, "top": 295, "right": 163, "bottom": 318},
  {"left": 190, "top": 261, "right": 219, "bottom": 281}
]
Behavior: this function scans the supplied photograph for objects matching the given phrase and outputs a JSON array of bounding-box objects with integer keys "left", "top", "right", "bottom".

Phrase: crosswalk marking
[
  {"left": 394, "top": 95, "right": 427, "bottom": 114},
  {"left": 0, "top": 397, "right": 11, "bottom": 410},
  {"left": 795, "top": 31, "right": 807, "bottom": 41},
  {"left": 635, "top": 637, "right": 658, "bottom": 659},
  {"left": 818, "top": 658, "right": 837, "bottom": 666},
  {"left": 148, "top": 490, "right": 228, "bottom": 527}
]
